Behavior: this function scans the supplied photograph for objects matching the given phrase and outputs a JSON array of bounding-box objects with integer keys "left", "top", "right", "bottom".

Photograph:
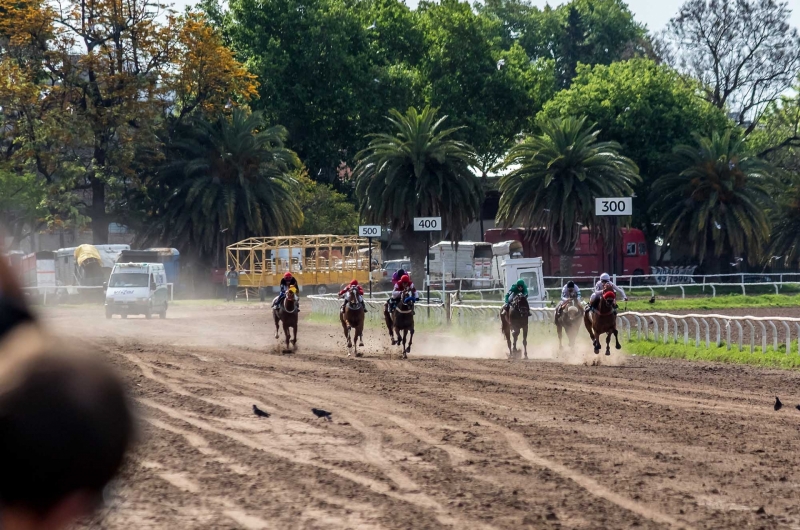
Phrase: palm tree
[
  {"left": 496, "top": 116, "right": 640, "bottom": 275},
  {"left": 649, "top": 131, "right": 772, "bottom": 268},
  {"left": 769, "top": 180, "right": 800, "bottom": 265},
  {"left": 354, "top": 106, "right": 482, "bottom": 277},
  {"left": 143, "top": 109, "right": 302, "bottom": 260}
]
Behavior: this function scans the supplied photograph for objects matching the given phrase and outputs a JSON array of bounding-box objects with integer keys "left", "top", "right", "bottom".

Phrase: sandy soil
[{"left": 37, "top": 303, "right": 800, "bottom": 529}]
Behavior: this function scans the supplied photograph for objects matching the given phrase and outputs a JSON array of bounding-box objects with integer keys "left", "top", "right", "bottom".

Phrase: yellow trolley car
[{"left": 226, "top": 235, "right": 380, "bottom": 296}]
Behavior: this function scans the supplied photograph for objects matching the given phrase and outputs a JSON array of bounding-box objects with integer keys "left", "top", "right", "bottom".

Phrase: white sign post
[
  {"left": 594, "top": 197, "right": 633, "bottom": 277},
  {"left": 359, "top": 226, "right": 382, "bottom": 298},
  {"left": 413, "top": 217, "right": 441, "bottom": 312},
  {"left": 595, "top": 197, "right": 633, "bottom": 216}
]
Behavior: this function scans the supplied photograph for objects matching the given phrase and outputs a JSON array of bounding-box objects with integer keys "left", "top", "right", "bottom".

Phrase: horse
[
  {"left": 384, "top": 289, "right": 415, "bottom": 358},
  {"left": 555, "top": 296, "right": 583, "bottom": 351},
  {"left": 501, "top": 294, "right": 530, "bottom": 359},
  {"left": 340, "top": 285, "right": 365, "bottom": 357},
  {"left": 583, "top": 286, "right": 621, "bottom": 355},
  {"left": 273, "top": 286, "right": 298, "bottom": 351}
]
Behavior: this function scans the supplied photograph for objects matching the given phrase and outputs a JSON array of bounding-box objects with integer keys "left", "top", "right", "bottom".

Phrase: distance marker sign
[
  {"left": 595, "top": 197, "right": 632, "bottom": 216},
  {"left": 358, "top": 225, "right": 381, "bottom": 237},
  {"left": 413, "top": 217, "right": 441, "bottom": 231}
]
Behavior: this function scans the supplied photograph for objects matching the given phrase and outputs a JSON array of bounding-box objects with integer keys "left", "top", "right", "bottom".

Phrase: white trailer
[{"left": 428, "top": 241, "right": 494, "bottom": 288}]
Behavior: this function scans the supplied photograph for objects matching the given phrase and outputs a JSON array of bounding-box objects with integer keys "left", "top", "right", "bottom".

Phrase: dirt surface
[{"left": 37, "top": 304, "right": 800, "bottom": 529}]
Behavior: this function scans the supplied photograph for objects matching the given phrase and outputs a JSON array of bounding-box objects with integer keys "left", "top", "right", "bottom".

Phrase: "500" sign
[
  {"left": 595, "top": 197, "right": 632, "bottom": 216},
  {"left": 358, "top": 225, "right": 381, "bottom": 237}
]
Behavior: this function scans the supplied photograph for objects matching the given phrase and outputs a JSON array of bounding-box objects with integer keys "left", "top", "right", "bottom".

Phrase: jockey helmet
[
  {"left": 400, "top": 274, "right": 410, "bottom": 284},
  {"left": 284, "top": 272, "right": 293, "bottom": 279},
  {"left": 567, "top": 281, "right": 575, "bottom": 289},
  {"left": 515, "top": 279, "right": 526, "bottom": 289},
  {"left": 349, "top": 279, "right": 359, "bottom": 286},
  {"left": 602, "top": 289, "right": 616, "bottom": 300},
  {"left": 600, "top": 273, "right": 611, "bottom": 282}
]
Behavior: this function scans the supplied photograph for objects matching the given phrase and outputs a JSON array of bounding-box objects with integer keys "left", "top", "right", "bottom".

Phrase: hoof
[
  {"left": 356, "top": 352, "right": 363, "bottom": 358},
  {"left": 605, "top": 350, "right": 611, "bottom": 356},
  {"left": 347, "top": 352, "right": 351, "bottom": 357},
  {"left": 594, "top": 349, "right": 600, "bottom": 355},
  {"left": 616, "top": 344, "right": 622, "bottom": 350}
]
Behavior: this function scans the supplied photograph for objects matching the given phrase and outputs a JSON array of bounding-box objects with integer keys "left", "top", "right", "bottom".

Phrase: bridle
[
  {"left": 282, "top": 290, "right": 298, "bottom": 313},
  {"left": 394, "top": 288, "right": 414, "bottom": 314},
  {"left": 345, "top": 286, "right": 363, "bottom": 311}
]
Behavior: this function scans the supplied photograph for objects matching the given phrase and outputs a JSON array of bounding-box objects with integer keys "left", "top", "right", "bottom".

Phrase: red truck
[{"left": 484, "top": 228, "right": 650, "bottom": 278}]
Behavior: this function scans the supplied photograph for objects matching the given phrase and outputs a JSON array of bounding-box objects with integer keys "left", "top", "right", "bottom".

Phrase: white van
[{"left": 105, "top": 263, "right": 168, "bottom": 319}]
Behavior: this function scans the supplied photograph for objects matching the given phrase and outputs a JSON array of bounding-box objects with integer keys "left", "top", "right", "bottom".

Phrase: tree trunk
[
  {"left": 90, "top": 176, "right": 108, "bottom": 244},
  {"left": 401, "top": 228, "right": 429, "bottom": 289},
  {"left": 559, "top": 252, "right": 574, "bottom": 277}
]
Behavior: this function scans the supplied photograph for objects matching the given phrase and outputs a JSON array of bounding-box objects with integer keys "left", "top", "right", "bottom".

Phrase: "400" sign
[{"left": 413, "top": 217, "right": 441, "bottom": 231}]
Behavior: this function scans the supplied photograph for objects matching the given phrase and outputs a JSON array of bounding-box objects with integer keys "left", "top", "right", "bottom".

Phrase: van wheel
[{"left": 159, "top": 308, "right": 167, "bottom": 319}]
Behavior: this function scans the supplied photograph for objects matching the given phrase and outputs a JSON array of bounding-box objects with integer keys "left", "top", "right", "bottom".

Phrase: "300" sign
[{"left": 595, "top": 197, "right": 632, "bottom": 216}]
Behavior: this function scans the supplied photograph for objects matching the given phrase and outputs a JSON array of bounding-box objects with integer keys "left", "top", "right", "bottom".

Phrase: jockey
[
  {"left": 391, "top": 269, "right": 406, "bottom": 289},
  {"left": 556, "top": 281, "right": 581, "bottom": 317},
  {"left": 586, "top": 273, "right": 627, "bottom": 313},
  {"left": 390, "top": 274, "right": 417, "bottom": 311},
  {"left": 339, "top": 279, "right": 367, "bottom": 313},
  {"left": 273, "top": 271, "right": 300, "bottom": 310},
  {"left": 502, "top": 279, "right": 528, "bottom": 314}
]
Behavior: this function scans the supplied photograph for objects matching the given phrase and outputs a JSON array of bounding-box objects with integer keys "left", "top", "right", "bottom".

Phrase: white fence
[{"left": 310, "top": 294, "right": 800, "bottom": 355}]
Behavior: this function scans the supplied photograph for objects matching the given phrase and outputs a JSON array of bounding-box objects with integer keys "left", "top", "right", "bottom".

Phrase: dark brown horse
[
  {"left": 340, "top": 285, "right": 365, "bottom": 357},
  {"left": 555, "top": 296, "right": 583, "bottom": 351},
  {"left": 583, "top": 286, "right": 620, "bottom": 355},
  {"left": 273, "top": 287, "right": 298, "bottom": 352},
  {"left": 384, "top": 289, "right": 415, "bottom": 359},
  {"left": 501, "top": 295, "right": 530, "bottom": 359}
]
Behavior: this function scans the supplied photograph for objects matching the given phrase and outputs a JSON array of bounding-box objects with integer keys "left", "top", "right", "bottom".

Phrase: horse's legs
[
  {"left": 283, "top": 322, "right": 291, "bottom": 350},
  {"left": 605, "top": 332, "right": 612, "bottom": 355},
  {"left": 522, "top": 324, "right": 528, "bottom": 359},
  {"left": 613, "top": 328, "right": 621, "bottom": 350},
  {"left": 512, "top": 328, "right": 520, "bottom": 353},
  {"left": 274, "top": 313, "right": 280, "bottom": 340},
  {"left": 556, "top": 323, "right": 564, "bottom": 351},
  {"left": 342, "top": 316, "right": 352, "bottom": 349},
  {"left": 401, "top": 329, "right": 408, "bottom": 358},
  {"left": 502, "top": 319, "right": 512, "bottom": 357},
  {"left": 406, "top": 328, "right": 414, "bottom": 354}
]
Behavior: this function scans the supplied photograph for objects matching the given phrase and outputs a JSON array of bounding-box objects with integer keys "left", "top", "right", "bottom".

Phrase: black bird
[
  {"left": 252, "top": 405, "right": 270, "bottom": 418},
  {"left": 648, "top": 295, "right": 656, "bottom": 304},
  {"left": 775, "top": 397, "right": 783, "bottom": 411},
  {"left": 312, "top": 408, "right": 332, "bottom": 421}
]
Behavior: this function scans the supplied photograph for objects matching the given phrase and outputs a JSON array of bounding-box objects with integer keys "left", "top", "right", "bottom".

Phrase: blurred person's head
[
  {"left": 0, "top": 248, "right": 134, "bottom": 529},
  {"left": 0, "top": 351, "right": 135, "bottom": 530}
]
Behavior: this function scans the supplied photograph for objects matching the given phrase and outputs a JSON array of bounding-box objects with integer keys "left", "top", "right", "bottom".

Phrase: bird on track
[
  {"left": 648, "top": 295, "right": 656, "bottom": 304},
  {"left": 775, "top": 397, "right": 783, "bottom": 411},
  {"left": 312, "top": 408, "right": 333, "bottom": 422},
  {"left": 796, "top": 405, "right": 800, "bottom": 411},
  {"left": 253, "top": 405, "right": 270, "bottom": 418}
]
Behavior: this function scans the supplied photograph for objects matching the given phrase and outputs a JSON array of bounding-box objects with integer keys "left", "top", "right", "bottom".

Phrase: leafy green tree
[
  {"left": 141, "top": 109, "right": 302, "bottom": 259},
  {"left": 354, "top": 106, "right": 482, "bottom": 275},
  {"left": 496, "top": 116, "right": 640, "bottom": 274},
  {"left": 540, "top": 59, "right": 733, "bottom": 229},
  {"left": 0, "top": 169, "right": 47, "bottom": 248},
  {"left": 649, "top": 131, "right": 773, "bottom": 268},
  {"left": 295, "top": 169, "right": 358, "bottom": 235},
  {"left": 417, "top": 0, "right": 556, "bottom": 169},
  {"left": 768, "top": 175, "right": 800, "bottom": 266}
]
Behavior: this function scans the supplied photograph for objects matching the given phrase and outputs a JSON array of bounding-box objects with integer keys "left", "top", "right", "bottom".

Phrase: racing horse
[
  {"left": 340, "top": 284, "right": 365, "bottom": 357},
  {"left": 273, "top": 286, "right": 298, "bottom": 351},
  {"left": 501, "top": 294, "right": 530, "bottom": 359},
  {"left": 384, "top": 288, "right": 415, "bottom": 358},
  {"left": 583, "top": 285, "right": 621, "bottom": 355},
  {"left": 555, "top": 297, "right": 583, "bottom": 351}
]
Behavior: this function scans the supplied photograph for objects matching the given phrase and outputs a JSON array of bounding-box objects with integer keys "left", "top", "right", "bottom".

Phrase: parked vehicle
[
  {"left": 377, "top": 259, "right": 411, "bottom": 289},
  {"left": 55, "top": 244, "right": 130, "bottom": 287},
  {"left": 118, "top": 248, "right": 180, "bottom": 291},
  {"left": 427, "top": 241, "right": 494, "bottom": 288},
  {"left": 21, "top": 251, "right": 56, "bottom": 301},
  {"left": 484, "top": 228, "right": 650, "bottom": 278},
  {"left": 104, "top": 263, "right": 169, "bottom": 319}
]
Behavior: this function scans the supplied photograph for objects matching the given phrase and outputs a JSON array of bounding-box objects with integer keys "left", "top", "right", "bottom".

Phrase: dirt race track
[{"left": 39, "top": 303, "right": 800, "bottom": 529}]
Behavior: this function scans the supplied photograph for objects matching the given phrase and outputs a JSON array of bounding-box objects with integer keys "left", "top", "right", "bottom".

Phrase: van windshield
[{"left": 109, "top": 273, "right": 149, "bottom": 288}]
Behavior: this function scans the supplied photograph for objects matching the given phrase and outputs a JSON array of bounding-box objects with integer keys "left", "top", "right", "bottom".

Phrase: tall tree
[
  {"left": 768, "top": 174, "right": 800, "bottom": 266},
  {"left": 496, "top": 116, "right": 640, "bottom": 274},
  {"left": 661, "top": 0, "right": 800, "bottom": 134},
  {"left": 354, "top": 106, "right": 482, "bottom": 276},
  {"left": 140, "top": 109, "right": 302, "bottom": 260},
  {"left": 0, "top": 0, "right": 257, "bottom": 243},
  {"left": 539, "top": 59, "right": 733, "bottom": 230},
  {"left": 295, "top": 169, "right": 359, "bottom": 235},
  {"left": 649, "top": 131, "right": 773, "bottom": 267}
]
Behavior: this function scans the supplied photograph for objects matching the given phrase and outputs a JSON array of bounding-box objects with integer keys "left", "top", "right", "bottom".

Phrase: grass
[
  {"left": 624, "top": 338, "right": 800, "bottom": 369},
  {"left": 621, "top": 293, "right": 800, "bottom": 312}
]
